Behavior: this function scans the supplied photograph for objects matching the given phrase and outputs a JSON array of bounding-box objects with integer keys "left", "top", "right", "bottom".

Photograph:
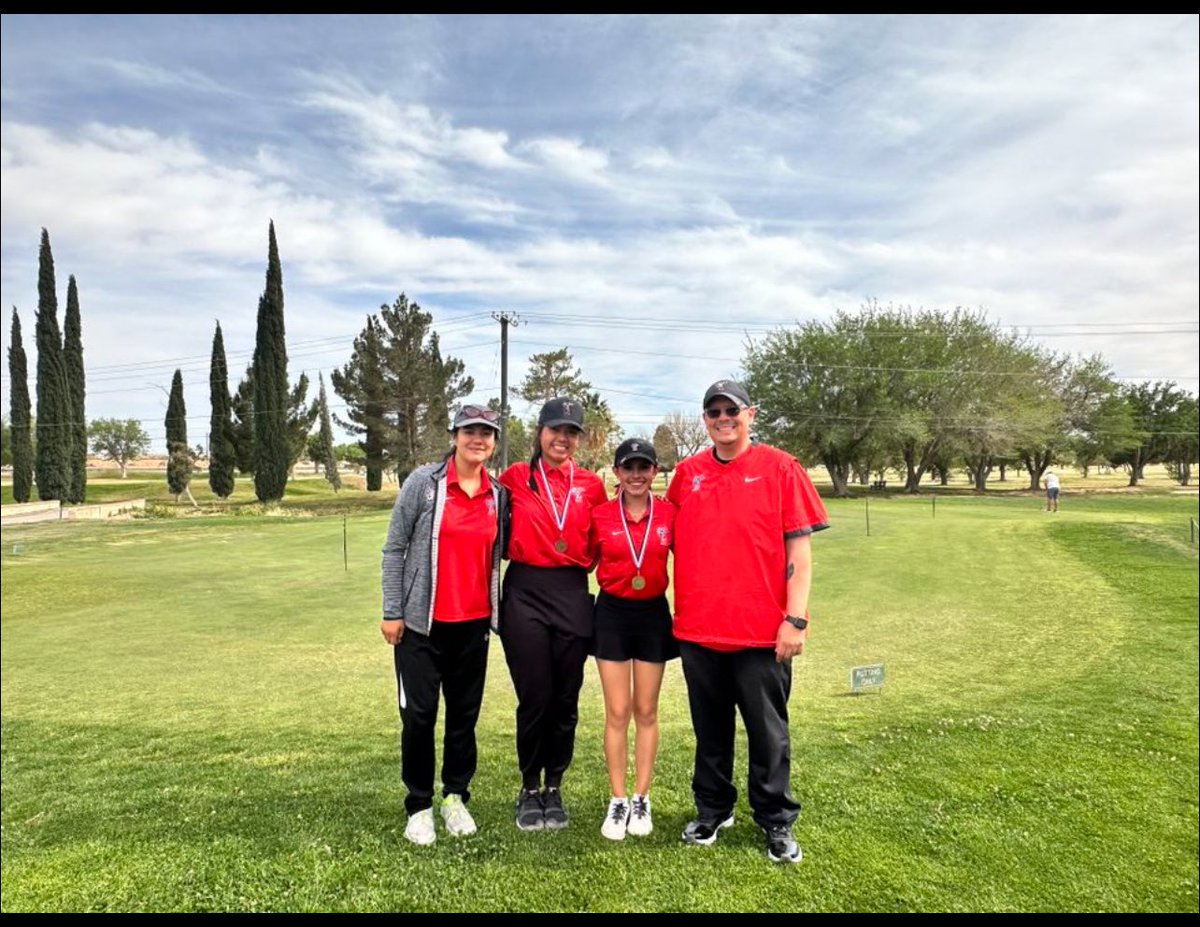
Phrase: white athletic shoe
[
  {"left": 441, "top": 794, "right": 478, "bottom": 837},
  {"left": 404, "top": 808, "right": 437, "bottom": 846},
  {"left": 600, "top": 797, "right": 630, "bottom": 841},
  {"left": 627, "top": 794, "right": 653, "bottom": 837}
]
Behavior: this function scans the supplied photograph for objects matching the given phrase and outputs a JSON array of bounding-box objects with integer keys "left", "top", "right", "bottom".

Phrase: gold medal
[
  {"left": 631, "top": 574, "right": 647, "bottom": 591},
  {"left": 554, "top": 537, "right": 568, "bottom": 553}
]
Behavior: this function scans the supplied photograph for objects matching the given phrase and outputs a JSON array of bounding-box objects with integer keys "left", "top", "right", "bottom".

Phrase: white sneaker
[
  {"left": 441, "top": 794, "right": 477, "bottom": 837},
  {"left": 627, "top": 793, "right": 653, "bottom": 837},
  {"left": 601, "top": 797, "right": 630, "bottom": 841},
  {"left": 404, "top": 808, "right": 436, "bottom": 846}
]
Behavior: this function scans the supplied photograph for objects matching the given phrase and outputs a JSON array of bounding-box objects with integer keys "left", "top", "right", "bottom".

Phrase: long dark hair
[{"left": 528, "top": 426, "right": 544, "bottom": 493}]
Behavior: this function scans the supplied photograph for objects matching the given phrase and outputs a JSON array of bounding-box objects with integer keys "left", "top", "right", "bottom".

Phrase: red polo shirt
[
  {"left": 666, "top": 444, "right": 828, "bottom": 648},
  {"left": 500, "top": 460, "right": 608, "bottom": 568},
  {"left": 434, "top": 458, "right": 498, "bottom": 623},
  {"left": 590, "top": 495, "right": 675, "bottom": 599}
]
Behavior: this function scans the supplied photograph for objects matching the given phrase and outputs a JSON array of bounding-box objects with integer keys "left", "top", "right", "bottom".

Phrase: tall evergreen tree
[
  {"left": 165, "top": 368, "right": 191, "bottom": 498},
  {"left": 63, "top": 275, "right": 87, "bottom": 503},
  {"left": 332, "top": 316, "right": 388, "bottom": 491},
  {"left": 285, "top": 372, "right": 319, "bottom": 476},
  {"left": 208, "top": 322, "right": 236, "bottom": 498},
  {"left": 252, "top": 221, "right": 289, "bottom": 502},
  {"left": 316, "top": 374, "right": 341, "bottom": 491},
  {"left": 231, "top": 363, "right": 256, "bottom": 475},
  {"left": 8, "top": 307, "right": 33, "bottom": 503},
  {"left": 34, "top": 228, "right": 71, "bottom": 501}
]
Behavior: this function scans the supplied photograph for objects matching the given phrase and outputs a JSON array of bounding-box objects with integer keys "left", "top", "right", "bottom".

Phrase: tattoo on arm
[{"left": 787, "top": 563, "right": 795, "bottom": 580}]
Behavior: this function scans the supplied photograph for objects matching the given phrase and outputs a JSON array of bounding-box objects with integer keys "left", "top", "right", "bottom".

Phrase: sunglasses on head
[
  {"left": 704, "top": 405, "right": 743, "bottom": 420},
  {"left": 460, "top": 405, "right": 501, "bottom": 423}
]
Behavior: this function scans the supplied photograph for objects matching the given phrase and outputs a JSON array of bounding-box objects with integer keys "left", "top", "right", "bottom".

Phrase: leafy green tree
[
  {"left": 89, "top": 418, "right": 151, "bottom": 478},
  {"left": 63, "top": 275, "right": 86, "bottom": 503},
  {"left": 1113, "top": 381, "right": 1189, "bottom": 486},
  {"left": 208, "top": 322, "right": 237, "bottom": 498},
  {"left": 252, "top": 221, "right": 290, "bottom": 502},
  {"left": 34, "top": 229, "right": 72, "bottom": 501},
  {"left": 1161, "top": 393, "right": 1198, "bottom": 487},
  {"left": 652, "top": 423, "right": 677, "bottom": 473},
  {"left": 8, "top": 307, "right": 33, "bottom": 502}
]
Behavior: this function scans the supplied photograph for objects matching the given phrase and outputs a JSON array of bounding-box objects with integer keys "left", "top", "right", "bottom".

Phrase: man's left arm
[{"left": 775, "top": 534, "right": 813, "bottom": 662}]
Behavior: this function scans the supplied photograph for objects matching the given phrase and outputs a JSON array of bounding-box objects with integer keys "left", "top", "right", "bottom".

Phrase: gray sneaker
[
  {"left": 681, "top": 813, "right": 734, "bottom": 846},
  {"left": 542, "top": 787, "right": 569, "bottom": 830},
  {"left": 516, "top": 788, "right": 544, "bottom": 831},
  {"left": 765, "top": 824, "right": 803, "bottom": 864}
]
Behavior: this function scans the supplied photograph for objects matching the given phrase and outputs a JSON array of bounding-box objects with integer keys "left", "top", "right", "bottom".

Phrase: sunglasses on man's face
[
  {"left": 704, "top": 405, "right": 743, "bottom": 420},
  {"left": 460, "top": 405, "right": 501, "bottom": 423}
]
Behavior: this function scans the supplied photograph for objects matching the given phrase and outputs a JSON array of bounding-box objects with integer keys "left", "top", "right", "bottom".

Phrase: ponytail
[{"left": 528, "top": 428, "right": 543, "bottom": 493}]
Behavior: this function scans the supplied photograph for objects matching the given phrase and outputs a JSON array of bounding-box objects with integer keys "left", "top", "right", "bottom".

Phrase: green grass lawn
[{"left": 2, "top": 487, "right": 1197, "bottom": 911}]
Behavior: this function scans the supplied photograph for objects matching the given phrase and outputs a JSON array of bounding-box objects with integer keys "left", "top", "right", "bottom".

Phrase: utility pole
[{"left": 492, "top": 311, "right": 519, "bottom": 470}]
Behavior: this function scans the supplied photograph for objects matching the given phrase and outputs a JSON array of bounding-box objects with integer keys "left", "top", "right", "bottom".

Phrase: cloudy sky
[{"left": 2, "top": 14, "right": 1197, "bottom": 451}]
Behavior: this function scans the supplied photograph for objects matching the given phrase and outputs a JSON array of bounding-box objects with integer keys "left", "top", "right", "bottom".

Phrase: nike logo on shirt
[{"left": 744, "top": 476, "right": 762, "bottom": 483}]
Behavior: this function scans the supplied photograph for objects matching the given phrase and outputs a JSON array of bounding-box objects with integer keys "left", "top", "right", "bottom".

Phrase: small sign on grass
[{"left": 850, "top": 663, "right": 885, "bottom": 693}]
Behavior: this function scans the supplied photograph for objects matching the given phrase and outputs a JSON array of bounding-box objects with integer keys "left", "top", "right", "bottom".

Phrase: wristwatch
[{"left": 784, "top": 615, "right": 808, "bottom": 631}]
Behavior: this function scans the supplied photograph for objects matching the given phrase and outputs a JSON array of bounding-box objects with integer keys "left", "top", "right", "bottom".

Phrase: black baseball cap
[
  {"left": 450, "top": 404, "right": 502, "bottom": 433},
  {"left": 702, "top": 379, "right": 752, "bottom": 409},
  {"left": 538, "top": 396, "right": 585, "bottom": 430},
  {"left": 614, "top": 438, "right": 657, "bottom": 468}
]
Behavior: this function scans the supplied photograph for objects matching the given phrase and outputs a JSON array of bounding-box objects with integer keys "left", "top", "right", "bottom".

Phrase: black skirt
[{"left": 591, "top": 590, "right": 679, "bottom": 663}]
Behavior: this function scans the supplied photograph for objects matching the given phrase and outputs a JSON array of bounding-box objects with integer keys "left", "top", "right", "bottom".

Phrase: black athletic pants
[
  {"left": 500, "top": 563, "right": 594, "bottom": 791},
  {"left": 393, "top": 616, "right": 491, "bottom": 815},
  {"left": 678, "top": 640, "right": 801, "bottom": 829}
]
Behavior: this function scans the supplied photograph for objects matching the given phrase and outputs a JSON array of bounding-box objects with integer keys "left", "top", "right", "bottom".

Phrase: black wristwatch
[{"left": 784, "top": 615, "right": 808, "bottom": 631}]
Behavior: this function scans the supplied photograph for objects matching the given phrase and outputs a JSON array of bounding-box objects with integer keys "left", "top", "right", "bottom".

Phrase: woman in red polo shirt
[
  {"left": 381, "top": 405, "right": 509, "bottom": 846},
  {"left": 499, "top": 396, "right": 608, "bottom": 833},
  {"left": 589, "top": 438, "right": 677, "bottom": 841}
]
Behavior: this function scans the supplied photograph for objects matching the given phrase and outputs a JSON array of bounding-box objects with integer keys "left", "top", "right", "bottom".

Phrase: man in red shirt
[{"left": 666, "top": 379, "right": 829, "bottom": 864}]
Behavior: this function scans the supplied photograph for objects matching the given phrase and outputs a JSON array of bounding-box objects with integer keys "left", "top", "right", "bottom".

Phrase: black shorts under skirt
[{"left": 591, "top": 590, "right": 679, "bottom": 663}]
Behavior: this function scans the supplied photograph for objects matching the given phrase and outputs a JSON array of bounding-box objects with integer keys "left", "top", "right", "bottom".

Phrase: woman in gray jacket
[{"left": 381, "top": 405, "right": 509, "bottom": 845}]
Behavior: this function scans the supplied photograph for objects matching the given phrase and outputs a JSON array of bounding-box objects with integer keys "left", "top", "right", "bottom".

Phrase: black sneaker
[
  {"left": 681, "top": 813, "right": 734, "bottom": 846},
  {"left": 542, "top": 787, "right": 569, "bottom": 830},
  {"left": 765, "top": 824, "right": 803, "bottom": 864},
  {"left": 516, "top": 788, "right": 544, "bottom": 832}
]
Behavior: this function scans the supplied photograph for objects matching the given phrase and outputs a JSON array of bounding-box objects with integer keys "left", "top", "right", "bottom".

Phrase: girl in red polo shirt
[
  {"left": 589, "top": 438, "right": 677, "bottom": 841},
  {"left": 381, "top": 405, "right": 509, "bottom": 846},
  {"left": 499, "top": 397, "right": 608, "bottom": 833}
]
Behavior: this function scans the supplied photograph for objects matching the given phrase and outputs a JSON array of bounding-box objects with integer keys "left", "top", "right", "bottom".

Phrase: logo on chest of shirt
[
  {"left": 691, "top": 474, "right": 706, "bottom": 493},
  {"left": 656, "top": 525, "right": 669, "bottom": 546},
  {"left": 425, "top": 487, "right": 436, "bottom": 502},
  {"left": 571, "top": 487, "right": 586, "bottom": 503},
  {"left": 485, "top": 497, "right": 496, "bottom": 516}
]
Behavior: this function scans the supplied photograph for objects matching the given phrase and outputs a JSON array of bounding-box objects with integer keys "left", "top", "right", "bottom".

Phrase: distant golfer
[
  {"left": 666, "top": 379, "right": 829, "bottom": 865},
  {"left": 1043, "top": 469, "right": 1060, "bottom": 512},
  {"left": 381, "top": 405, "right": 508, "bottom": 846}
]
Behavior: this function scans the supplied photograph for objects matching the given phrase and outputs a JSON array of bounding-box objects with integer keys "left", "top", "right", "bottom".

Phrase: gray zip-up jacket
[{"left": 381, "top": 460, "right": 509, "bottom": 635}]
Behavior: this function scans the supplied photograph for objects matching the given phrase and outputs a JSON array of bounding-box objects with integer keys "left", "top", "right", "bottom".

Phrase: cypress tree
[
  {"left": 34, "top": 228, "right": 71, "bottom": 501},
  {"left": 165, "top": 368, "right": 190, "bottom": 497},
  {"left": 63, "top": 274, "right": 87, "bottom": 503},
  {"left": 252, "top": 221, "right": 289, "bottom": 502},
  {"left": 317, "top": 373, "right": 341, "bottom": 491},
  {"left": 8, "top": 307, "right": 33, "bottom": 503},
  {"left": 208, "top": 322, "right": 236, "bottom": 498}
]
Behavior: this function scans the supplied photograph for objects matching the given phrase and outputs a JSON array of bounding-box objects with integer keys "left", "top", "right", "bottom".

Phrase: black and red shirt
[
  {"left": 433, "top": 458, "right": 498, "bottom": 622},
  {"left": 590, "top": 495, "right": 675, "bottom": 600},
  {"left": 500, "top": 460, "right": 608, "bottom": 568},
  {"left": 666, "top": 444, "right": 829, "bottom": 648}
]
